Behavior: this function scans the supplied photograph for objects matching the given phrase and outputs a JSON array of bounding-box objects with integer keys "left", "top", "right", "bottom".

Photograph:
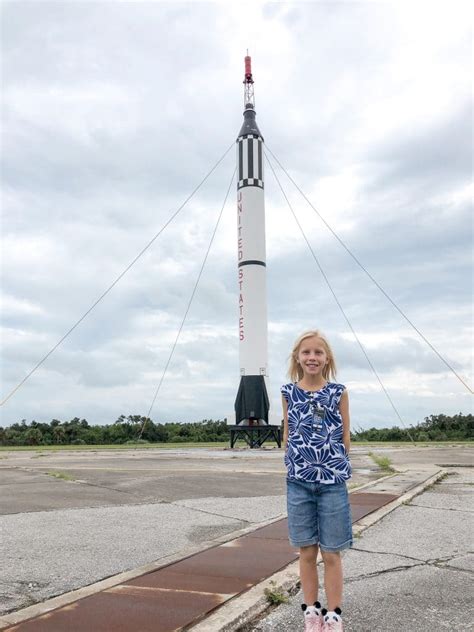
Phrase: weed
[
  {"left": 264, "top": 581, "right": 289, "bottom": 605},
  {"left": 46, "top": 471, "right": 75, "bottom": 481},
  {"left": 368, "top": 452, "right": 395, "bottom": 472}
]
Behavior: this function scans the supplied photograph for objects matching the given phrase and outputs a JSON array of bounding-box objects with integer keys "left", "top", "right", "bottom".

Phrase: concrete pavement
[{"left": 0, "top": 445, "right": 472, "bottom": 630}]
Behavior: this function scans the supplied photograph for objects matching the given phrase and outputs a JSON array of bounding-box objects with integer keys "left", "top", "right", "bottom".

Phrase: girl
[{"left": 281, "top": 330, "right": 352, "bottom": 632}]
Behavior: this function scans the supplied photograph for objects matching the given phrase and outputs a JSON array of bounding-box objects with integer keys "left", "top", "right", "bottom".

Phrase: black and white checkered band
[
  {"left": 237, "top": 135, "right": 264, "bottom": 185},
  {"left": 237, "top": 134, "right": 264, "bottom": 142},
  {"left": 237, "top": 178, "right": 264, "bottom": 190}
]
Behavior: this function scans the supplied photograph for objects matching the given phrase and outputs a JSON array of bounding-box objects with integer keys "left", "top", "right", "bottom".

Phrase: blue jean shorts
[{"left": 286, "top": 477, "right": 353, "bottom": 551}]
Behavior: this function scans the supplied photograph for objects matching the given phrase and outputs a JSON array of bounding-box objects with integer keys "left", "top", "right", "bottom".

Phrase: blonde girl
[{"left": 282, "top": 330, "right": 352, "bottom": 632}]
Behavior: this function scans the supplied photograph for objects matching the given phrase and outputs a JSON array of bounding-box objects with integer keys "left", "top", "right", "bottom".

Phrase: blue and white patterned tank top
[{"left": 281, "top": 382, "right": 352, "bottom": 484}]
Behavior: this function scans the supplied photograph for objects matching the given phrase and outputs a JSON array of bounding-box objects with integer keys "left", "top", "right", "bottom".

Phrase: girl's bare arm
[
  {"left": 282, "top": 395, "right": 288, "bottom": 451},
  {"left": 339, "top": 389, "right": 351, "bottom": 454}
]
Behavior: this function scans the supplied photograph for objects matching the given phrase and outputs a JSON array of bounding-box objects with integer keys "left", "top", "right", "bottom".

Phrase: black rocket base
[{"left": 230, "top": 375, "right": 280, "bottom": 448}]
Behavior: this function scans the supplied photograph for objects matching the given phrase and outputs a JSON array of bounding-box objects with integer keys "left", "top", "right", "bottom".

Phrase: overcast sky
[{"left": 1, "top": 1, "right": 472, "bottom": 430}]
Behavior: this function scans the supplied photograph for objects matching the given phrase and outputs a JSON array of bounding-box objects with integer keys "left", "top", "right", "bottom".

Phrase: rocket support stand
[{"left": 229, "top": 423, "right": 282, "bottom": 449}]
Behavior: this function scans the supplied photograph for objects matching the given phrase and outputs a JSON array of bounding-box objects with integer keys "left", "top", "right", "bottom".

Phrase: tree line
[
  {"left": 352, "top": 413, "right": 472, "bottom": 442},
  {"left": 0, "top": 416, "right": 229, "bottom": 446},
  {"left": 0, "top": 413, "right": 471, "bottom": 447}
]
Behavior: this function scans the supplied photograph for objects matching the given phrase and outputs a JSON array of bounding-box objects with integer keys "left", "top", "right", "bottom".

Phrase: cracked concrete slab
[
  {"left": 176, "top": 495, "right": 286, "bottom": 524},
  {"left": 342, "top": 548, "right": 422, "bottom": 581},
  {"left": 351, "top": 503, "right": 471, "bottom": 562},
  {"left": 439, "top": 469, "right": 474, "bottom": 485},
  {"left": 343, "top": 564, "right": 473, "bottom": 631},
  {"left": 0, "top": 469, "right": 141, "bottom": 515},
  {"left": 253, "top": 565, "right": 473, "bottom": 631},
  {"left": 410, "top": 486, "right": 474, "bottom": 512},
  {"left": 361, "top": 470, "right": 438, "bottom": 495},
  {"left": 436, "top": 470, "right": 474, "bottom": 486}
]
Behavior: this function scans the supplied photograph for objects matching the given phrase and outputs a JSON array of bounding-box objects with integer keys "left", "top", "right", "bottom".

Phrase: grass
[
  {"left": 368, "top": 451, "right": 396, "bottom": 472},
  {"left": 264, "top": 581, "right": 289, "bottom": 605},
  {"left": 45, "top": 471, "right": 76, "bottom": 481}
]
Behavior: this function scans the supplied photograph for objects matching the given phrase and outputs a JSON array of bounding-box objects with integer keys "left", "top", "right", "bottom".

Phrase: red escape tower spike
[{"left": 243, "top": 52, "right": 255, "bottom": 109}]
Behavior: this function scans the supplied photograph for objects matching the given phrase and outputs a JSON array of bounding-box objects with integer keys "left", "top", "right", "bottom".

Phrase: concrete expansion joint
[
  {"left": 435, "top": 463, "right": 474, "bottom": 468},
  {"left": 66, "top": 480, "right": 136, "bottom": 496},
  {"left": 24, "top": 466, "right": 139, "bottom": 497},
  {"left": 408, "top": 502, "right": 474, "bottom": 514}
]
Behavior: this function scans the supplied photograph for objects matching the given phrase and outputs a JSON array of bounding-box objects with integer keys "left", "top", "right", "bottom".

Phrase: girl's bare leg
[
  {"left": 321, "top": 550, "right": 343, "bottom": 610},
  {"left": 299, "top": 544, "right": 319, "bottom": 605}
]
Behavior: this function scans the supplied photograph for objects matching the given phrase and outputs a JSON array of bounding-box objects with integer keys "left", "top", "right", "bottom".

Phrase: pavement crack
[
  {"left": 170, "top": 501, "right": 252, "bottom": 524},
  {"left": 64, "top": 479, "right": 137, "bottom": 496},
  {"left": 346, "top": 562, "right": 424, "bottom": 583},
  {"left": 429, "top": 563, "right": 473, "bottom": 576},
  {"left": 7, "top": 465, "right": 137, "bottom": 497},
  {"left": 351, "top": 546, "right": 426, "bottom": 564},
  {"left": 351, "top": 547, "right": 473, "bottom": 576}
]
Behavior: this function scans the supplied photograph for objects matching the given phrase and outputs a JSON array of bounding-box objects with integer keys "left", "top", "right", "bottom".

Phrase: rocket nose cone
[{"left": 238, "top": 107, "right": 263, "bottom": 139}]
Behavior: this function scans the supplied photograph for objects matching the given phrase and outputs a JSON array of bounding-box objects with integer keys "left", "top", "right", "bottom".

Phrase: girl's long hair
[{"left": 288, "top": 330, "right": 337, "bottom": 382}]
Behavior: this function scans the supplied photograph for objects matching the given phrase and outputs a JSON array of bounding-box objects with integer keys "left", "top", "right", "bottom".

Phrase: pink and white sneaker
[
  {"left": 302, "top": 604, "right": 323, "bottom": 632},
  {"left": 322, "top": 610, "right": 344, "bottom": 631}
]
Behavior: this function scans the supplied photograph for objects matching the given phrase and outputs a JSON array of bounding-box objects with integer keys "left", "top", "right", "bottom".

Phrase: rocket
[{"left": 234, "top": 55, "right": 270, "bottom": 426}]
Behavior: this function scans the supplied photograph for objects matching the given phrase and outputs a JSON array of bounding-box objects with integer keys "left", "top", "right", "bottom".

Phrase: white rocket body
[
  {"left": 234, "top": 104, "right": 270, "bottom": 425},
  {"left": 237, "top": 136, "right": 268, "bottom": 377}
]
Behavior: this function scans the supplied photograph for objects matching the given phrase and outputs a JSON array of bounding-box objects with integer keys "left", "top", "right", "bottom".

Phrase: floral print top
[{"left": 281, "top": 382, "right": 352, "bottom": 484}]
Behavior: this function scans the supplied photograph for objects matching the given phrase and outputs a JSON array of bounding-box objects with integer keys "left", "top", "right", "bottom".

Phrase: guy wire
[
  {"left": 265, "top": 152, "right": 416, "bottom": 443},
  {"left": 266, "top": 146, "right": 472, "bottom": 395},
  {"left": 139, "top": 167, "right": 237, "bottom": 437},
  {"left": 1, "top": 143, "right": 235, "bottom": 407}
]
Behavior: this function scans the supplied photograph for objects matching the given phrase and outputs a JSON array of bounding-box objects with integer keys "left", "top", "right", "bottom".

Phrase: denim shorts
[{"left": 286, "top": 477, "right": 353, "bottom": 551}]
